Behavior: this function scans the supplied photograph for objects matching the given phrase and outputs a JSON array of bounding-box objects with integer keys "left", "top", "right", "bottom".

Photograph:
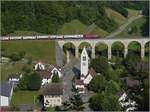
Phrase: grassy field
[
  {"left": 106, "top": 8, "right": 127, "bottom": 25},
  {"left": 1, "top": 40, "right": 55, "bottom": 64},
  {"left": 1, "top": 61, "right": 26, "bottom": 82},
  {"left": 58, "top": 19, "right": 109, "bottom": 37},
  {"left": 7, "top": 30, "right": 46, "bottom": 36},
  {"left": 11, "top": 90, "right": 40, "bottom": 105},
  {"left": 116, "top": 16, "right": 147, "bottom": 38}
]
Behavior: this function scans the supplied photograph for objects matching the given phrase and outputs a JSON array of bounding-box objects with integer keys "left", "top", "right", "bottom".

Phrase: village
[{"left": 1, "top": 47, "right": 142, "bottom": 111}]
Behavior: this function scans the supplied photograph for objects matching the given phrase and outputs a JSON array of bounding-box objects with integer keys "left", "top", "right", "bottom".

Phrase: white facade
[
  {"left": 0, "top": 96, "right": 9, "bottom": 106},
  {"left": 51, "top": 67, "right": 62, "bottom": 78},
  {"left": 35, "top": 62, "right": 45, "bottom": 70},
  {"left": 83, "top": 74, "right": 93, "bottom": 85},
  {"left": 44, "top": 95, "right": 62, "bottom": 107},
  {"left": 41, "top": 78, "right": 52, "bottom": 86},
  {"left": 80, "top": 47, "right": 89, "bottom": 77}
]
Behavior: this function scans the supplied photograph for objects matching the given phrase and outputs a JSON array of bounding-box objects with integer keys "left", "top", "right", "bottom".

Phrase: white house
[
  {"left": 42, "top": 84, "right": 63, "bottom": 107},
  {"left": 38, "top": 70, "right": 52, "bottom": 86},
  {"left": 34, "top": 62, "right": 45, "bottom": 70},
  {"left": 38, "top": 65, "right": 63, "bottom": 86},
  {"left": 83, "top": 68, "right": 96, "bottom": 85},
  {"left": 8, "top": 74, "right": 22, "bottom": 85},
  {"left": 0, "top": 82, "right": 13, "bottom": 107},
  {"left": 50, "top": 66, "right": 62, "bottom": 78},
  {"left": 74, "top": 80, "right": 85, "bottom": 94}
]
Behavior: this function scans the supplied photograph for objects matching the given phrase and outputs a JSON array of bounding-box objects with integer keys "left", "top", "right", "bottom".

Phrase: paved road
[
  {"left": 106, "top": 15, "right": 143, "bottom": 38},
  {"left": 62, "top": 57, "right": 79, "bottom": 102},
  {"left": 55, "top": 41, "right": 63, "bottom": 66}
]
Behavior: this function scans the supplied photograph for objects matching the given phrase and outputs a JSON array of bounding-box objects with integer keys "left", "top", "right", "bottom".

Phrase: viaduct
[{"left": 57, "top": 38, "right": 150, "bottom": 60}]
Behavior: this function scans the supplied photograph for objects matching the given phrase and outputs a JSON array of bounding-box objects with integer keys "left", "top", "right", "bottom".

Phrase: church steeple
[{"left": 80, "top": 47, "right": 89, "bottom": 78}]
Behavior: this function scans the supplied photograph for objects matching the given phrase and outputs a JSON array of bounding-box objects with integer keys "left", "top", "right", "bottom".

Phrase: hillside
[
  {"left": 116, "top": 16, "right": 148, "bottom": 38},
  {"left": 58, "top": 20, "right": 109, "bottom": 37}
]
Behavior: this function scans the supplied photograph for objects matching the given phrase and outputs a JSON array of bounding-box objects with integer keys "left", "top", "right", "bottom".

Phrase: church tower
[{"left": 80, "top": 47, "right": 89, "bottom": 78}]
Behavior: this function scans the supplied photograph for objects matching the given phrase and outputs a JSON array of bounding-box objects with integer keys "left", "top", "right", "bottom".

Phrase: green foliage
[
  {"left": 123, "top": 54, "right": 141, "bottom": 74},
  {"left": 90, "top": 57, "right": 108, "bottom": 74},
  {"left": 27, "top": 72, "right": 42, "bottom": 90},
  {"left": 52, "top": 72, "right": 60, "bottom": 83},
  {"left": 9, "top": 53, "right": 22, "bottom": 61},
  {"left": 89, "top": 93, "right": 104, "bottom": 111},
  {"left": 102, "top": 95, "right": 121, "bottom": 111},
  {"left": 18, "top": 71, "right": 41, "bottom": 90},
  {"left": 89, "top": 75, "right": 106, "bottom": 92},
  {"left": 105, "top": 80, "right": 120, "bottom": 95},
  {"left": 70, "top": 92, "right": 84, "bottom": 111}
]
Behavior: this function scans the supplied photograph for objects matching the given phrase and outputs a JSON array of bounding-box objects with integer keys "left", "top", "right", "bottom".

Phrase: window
[
  {"left": 82, "top": 62, "right": 86, "bottom": 66},
  {"left": 83, "top": 56, "right": 86, "bottom": 61}
]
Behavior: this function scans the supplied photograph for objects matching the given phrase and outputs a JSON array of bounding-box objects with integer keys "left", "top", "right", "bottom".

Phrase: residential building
[
  {"left": 0, "top": 82, "right": 13, "bottom": 106},
  {"left": 42, "top": 83, "right": 63, "bottom": 107}
]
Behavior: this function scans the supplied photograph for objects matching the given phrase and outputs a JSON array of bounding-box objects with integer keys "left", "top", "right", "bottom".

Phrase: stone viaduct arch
[{"left": 57, "top": 38, "right": 150, "bottom": 61}]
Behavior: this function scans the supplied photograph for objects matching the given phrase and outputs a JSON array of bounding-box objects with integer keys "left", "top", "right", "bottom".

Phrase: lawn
[
  {"left": 58, "top": 19, "right": 109, "bottom": 37},
  {"left": 1, "top": 40, "right": 55, "bottom": 64},
  {"left": 58, "top": 19, "right": 87, "bottom": 34},
  {"left": 11, "top": 90, "right": 40, "bottom": 105},
  {"left": 1, "top": 61, "right": 27, "bottom": 82},
  {"left": 106, "top": 8, "right": 127, "bottom": 25},
  {"left": 7, "top": 30, "right": 46, "bottom": 36},
  {"left": 116, "top": 16, "right": 147, "bottom": 38}
]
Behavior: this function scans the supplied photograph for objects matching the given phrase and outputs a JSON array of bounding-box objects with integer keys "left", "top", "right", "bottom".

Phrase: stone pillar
[
  {"left": 75, "top": 47, "right": 79, "bottom": 58},
  {"left": 92, "top": 46, "right": 95, "bottom": 59},
  {"left": 108, "top": 45, "right": 111, "bottom": 60},
  {"left": 66, "top": 50, "right": 70, "bottom": 63},
  {"left": 141, "top": 46, "right": 145, "bottom": 60},
  {"left": 124, "top": 46, "right": 128, "bottom": 58}
]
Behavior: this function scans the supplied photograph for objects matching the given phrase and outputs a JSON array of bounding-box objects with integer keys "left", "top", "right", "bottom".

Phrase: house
[
  {"left": 49, "top": 65, "right": 63, "bottom": 78},
  {"left": 0, "top": 82, "right": 13, "bottom": 107},
  {"left": 38, "top": 65, "right": 63, "bottom": 86},
  {"left": 38, "top": 70, "right": 52, "bottom": 86},
  {"left": 8, "top": 74, "right": 22, "bottom": 85},
  {"left": 74, "top": 80, "right": 85, "bottom": 94},
  {"left": 42, "top": 83, "right": 63, "bottom": 107},
  {"left": 122, "top": 77, "right": 140, "bottom": 88},
  {"left": 34, "top": 62, "right": 45, "bottom": 70},
  {"left": 83, "top": 68, "right": 96, "bottom": 85}
]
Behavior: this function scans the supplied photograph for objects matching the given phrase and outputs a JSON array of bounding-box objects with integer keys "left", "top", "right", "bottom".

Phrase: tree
[
  {"left": 102, "top": 95, "right": 121, "bottom": 111},
  {"left": 105, "top": 80, "right": 120, "bottom": 95},
  {"left": 123, "top": 54, "right": 141, "bottom": 74},
  {"left": 52, "top": 72, "right": 60, "bottom": 83},
  {"left": 89, "top": 75, "right": 106, "bottom": 92},
  {"left": 90, "top": 57, "right": 108, "bottom": 74},
  {"left": 9, "top": 53, "right": 21, "bottom": 61},
  {"left": 89, "top": 93, "right": 104, "bottom": 111},
  {"left": 27, "top": 72, "right": 42, "bottom": 90},
  {"left": 18, "top": 73, "right": 29, "bottom": 90},
  {"left": 70, "top": 92, "right": 84, "bottom": 111}
]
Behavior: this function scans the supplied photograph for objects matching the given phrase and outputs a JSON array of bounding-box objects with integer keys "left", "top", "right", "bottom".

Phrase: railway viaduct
[{"left": 57, "top": 38, "right": 150, "bottom": 60}]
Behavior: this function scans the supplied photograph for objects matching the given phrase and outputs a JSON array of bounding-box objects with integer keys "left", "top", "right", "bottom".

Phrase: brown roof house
[{"left": 42, "top": 83, "right": 63, "bottom": 107}]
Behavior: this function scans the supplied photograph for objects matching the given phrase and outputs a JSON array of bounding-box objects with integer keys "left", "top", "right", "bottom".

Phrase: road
[
  {"left": 55, "top": 41, "right": 63, "bottom": 66},
  {"left": 106, "top": 15, "right": 143, "bottom": 38}
]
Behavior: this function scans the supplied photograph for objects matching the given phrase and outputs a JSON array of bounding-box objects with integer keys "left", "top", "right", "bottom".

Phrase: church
[{"left": 75, "top": 47, "right": 96, "bottom": 94}]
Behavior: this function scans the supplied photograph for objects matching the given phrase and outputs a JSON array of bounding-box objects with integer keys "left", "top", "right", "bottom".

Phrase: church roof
[
  {"left": 88, "top": 68, "right": 96, "bottom": 77},
  {"left": 75, "top": 80, "right": 84, "bottom": 85}
]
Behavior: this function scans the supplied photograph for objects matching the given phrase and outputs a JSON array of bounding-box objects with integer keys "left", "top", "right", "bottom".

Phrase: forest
[{"left": 1, "top": 1, "right": 149, "bottom": 36}]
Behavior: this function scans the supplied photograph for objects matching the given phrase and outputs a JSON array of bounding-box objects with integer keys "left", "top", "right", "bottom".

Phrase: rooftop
[
  {"left": 42, "top": 83, "right": 63, "bottom": 96},
  {"left": 0, "top": 82, "right": 13, "bottom": 97}
]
